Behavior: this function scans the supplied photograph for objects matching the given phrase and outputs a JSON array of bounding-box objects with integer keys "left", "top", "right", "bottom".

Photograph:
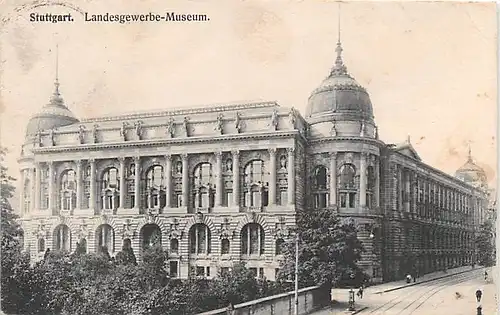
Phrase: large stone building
[{"left": 17, "top": 39, "right": 491, "bottom": 283}]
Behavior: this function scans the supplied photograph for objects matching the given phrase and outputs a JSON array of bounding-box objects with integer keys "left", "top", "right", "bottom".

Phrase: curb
[
  {"left": 350, "top": 306, "right": 368, "bottom": 314},
  {"left": 374, "top": 268, "right": 482, "bottom": 294}
]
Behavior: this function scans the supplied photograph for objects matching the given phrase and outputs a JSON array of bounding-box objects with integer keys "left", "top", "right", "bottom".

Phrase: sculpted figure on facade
[
  {"left": 234, "top": 112, "right": 242, "bottom": 133},
  {"left": 92, "top": 124, "right": 99, "bottom": 143},
  {"left": 34, "top": 131, "right": 42, "bottom": 147},
  {"left": 49, "top": 129, "right": 55, "bottom": 146},
  {"left": 214, "top": 113, "right": 224, "bottom": 135},
  {"left": 182, "top": 116, "right": 190, "bottom": 137},
  {"left": 280, "top": 154, "right": 287, "bottom": 170},
  {"left": 135, "top": 121, "right": 143, "bottom": 140},
  {"left": 330, "top": 120, "right": 337, "bottom": 136},
  {"left": 120, "top": 122, "right": 127, "bottom": 141},
  {"left": 219, "top": 217, "right": 234, "bottom": 240},
  {"left": 169, "top": 218, "right": 183, "bottom": 240},
  {"left": 165, "top": 117, "right": 175, "bottom": 138},
  {"left": 374, "top": 125, "right": 379, "bottom": 139},
  {"left": 288, "top": 108, "right": 297, "bottom": 129},
  {"left": 270, "top": 109, "right": 279, "bottom": 130},
  {"left": 76, "top": 220, "right": 89, "bottom": 240},
  {"left": 78, "top": 125, "right": 85, "bottom": 144},
  {"left": 225, "top": 158, "right": 233, "bottom": 172},
  {"left": 123, "top": 219, "right": 134, "bottom": 239}
]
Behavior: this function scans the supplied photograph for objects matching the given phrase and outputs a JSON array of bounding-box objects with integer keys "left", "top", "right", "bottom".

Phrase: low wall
[{"left": 197, "top": 286, "right": 330, "bottom": 315}]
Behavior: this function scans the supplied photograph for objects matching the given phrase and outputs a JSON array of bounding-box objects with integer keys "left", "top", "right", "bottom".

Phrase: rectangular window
[
  {"left": 258, "top": 268, "right": 264, "bottom": 279},
  {"left": 206, "top": 267, "right": 210, "bottom": 277},
  {"left": 177, "top": 195, "right": 183, "bottom": 207},
  {"left": 340, "top": 193, "right": 347, "bottom": 208},
  {"left": 169, "top": 261, "right": 178, "bottom": 277},
  {"left": 349, "top": 193, "right": 356, "bottom": 208},
  {"left": 226, "top": 192, "right": 233, "bottom": 207}
]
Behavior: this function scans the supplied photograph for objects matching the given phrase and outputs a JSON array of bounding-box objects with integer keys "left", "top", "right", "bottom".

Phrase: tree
[
  {"left": 1, "top": 147, "right": 31, "bottom": 314},
  {"left": 278, "top": 209, "right": 365, "bottom": 291},
  {"left": 476, "top": 219, "right": 496, "bottom": 267}
]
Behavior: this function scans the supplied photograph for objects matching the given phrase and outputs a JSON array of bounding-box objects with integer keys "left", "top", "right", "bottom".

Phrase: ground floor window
[{"left": 169, "top": 261, "right": 178, "bottom": 278}]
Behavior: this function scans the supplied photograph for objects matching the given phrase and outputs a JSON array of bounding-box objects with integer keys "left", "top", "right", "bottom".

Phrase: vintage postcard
[{"left": 0, "top": 1, "right": 497, "bottom": 315}]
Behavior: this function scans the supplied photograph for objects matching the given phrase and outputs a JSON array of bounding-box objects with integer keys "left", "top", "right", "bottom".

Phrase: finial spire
[
  {"left": 330, "top": 3, "right": 348, "bottom": 77},
  {"left": 407, "top": 134, "right": 411, "bottom": 143},
  {"left": 467, "top": 143, "right": 473, "bottom": 162},
  {"left": 49, "top": 44, "right": 64, "bottom": 107}
]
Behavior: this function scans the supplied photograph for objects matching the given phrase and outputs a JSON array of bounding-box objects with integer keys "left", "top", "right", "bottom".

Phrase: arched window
[
  {"left": 38, "top": 238, "right": 45, "bottom": 252},
  {"left": 241, "top": 223, "right": 265, "bottom": 255},
  {"left": 366, "top": 166, "right": 375, "bottom": 208},
  {"left": 96, "top": 224, "right": 115, "bottom": 253},
  {"left": 146, "top": 165, "right": 165, "bottom": 209},
  {"left": 339, "top": 164, "right": 356, "bottom": 209},
  {"left": 275, "top": 238, "right": 285, "bottom": 255},
  {"left": 53, "top": 224, "right": 71, "bottom": 251},
  {"left": 60, "top": 169, "right": 77, "bottom": 211},
  {"left": 23, "top": 178, "right": 31, "bottom": 214},
  {"left": 221, "top": 239, "right": 230, "bottom": 254},
  {"left": 101, "top": 167, "right": 120, "bottom": 210},
  {"left": 170, "top": 239, "right": 179, "bottom": 254},
  {"left": 141, "top": 224, "right": 162, "bottom": 249},
  {"left": 244, "top": 160, "right": 269, "bottom": 208},
  {"left": 189, "top": 223, "right": 211, "bottom": 254},
  {"left": 193, "top": 163, "right": 214, "bottom": 210},
  {"left": 312, "top": 166, "right": 329, "bottom": 208}
]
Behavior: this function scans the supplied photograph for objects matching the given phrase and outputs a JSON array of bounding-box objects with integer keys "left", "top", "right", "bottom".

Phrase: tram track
[{"left": 363, "top": 269, "right": 481, "bottom": 314}]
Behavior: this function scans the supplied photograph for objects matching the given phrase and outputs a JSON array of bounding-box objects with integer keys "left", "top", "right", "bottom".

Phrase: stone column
[
  {"left": 287, "top": 148, "right": 295, "bottom": 206},
  {"left": 268, "top": 148, "right": 277, "bottom": 206},
  {"left": 89, "top": 159, "right": 96, "bottom": 210},
  {"left": 119, "top": 157, "right": 126, "bottom": 208},
  {"left": 48, "top": 162, "right": 55, "bottom": 212},
  {"left": 134, "top": 157, "right": 141, "bottom": 209},
  {"left": 181, "top": 154, "right": 189, "bottom": 208},
  {"left": 329, "top": 152, "right": 337, "bottom": 206},
  {"left": 75, "top": 160, "right": 82, "bottom": 210},
  {"left": 34, "top": 163, "right": 41, "bottom": 211},
  {"left": 29, "top": 168, "right": 35, "bottom": 213},
  {"left": 19, "top": 169, "right": 25, "bottom": 214},
  {"left": 359, "top": 152, "right": 367, "bottom": 207},
  {"left": 165, "top": 154, "right": 172, "bottom": 208},
  {"left": 375, "top": 157, "right": 380, "bottom": 207},
  {"left": 215, "top": 151, "right": 223, "bottom": 207},
  {"left": 232, "top": 150, "right": 240, "bottom": 207}
]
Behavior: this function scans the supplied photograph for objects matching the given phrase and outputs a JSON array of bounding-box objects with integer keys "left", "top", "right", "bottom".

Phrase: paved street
[{"left": 313, "top": 268, "right": 497, "bottom": 314}]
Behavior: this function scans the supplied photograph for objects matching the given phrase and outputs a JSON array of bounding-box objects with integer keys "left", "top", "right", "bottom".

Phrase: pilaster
[{"left": 329, "top": 152, "right": 337, "bottom": 206}]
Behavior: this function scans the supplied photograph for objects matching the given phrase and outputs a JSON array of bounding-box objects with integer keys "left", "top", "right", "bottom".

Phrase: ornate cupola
[
  {"left": 25, "top": 47, "right": 79, "bottom": 137},
  {"left": 455, "top": 146, "right": 488, "bottom": 189},
  {"left": 305, "top": 36, "right": 377, "bottom": 138}
]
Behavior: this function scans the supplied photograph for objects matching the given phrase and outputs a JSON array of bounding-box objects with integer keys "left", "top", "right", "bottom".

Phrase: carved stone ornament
[
  {"left": 165, "top": 117, "right": 175, "bottom": 138},
  {"left": 234, "top": 112, "right": 242, "bottom": 133},
  {"left": 122, "top": 219, "right": 135, "bottom": 239},
  {"left": 218, "top": 218, "right": 234, "bottom": 240},
  {"left": 270, "top": 109, "right": 279, "bottom": 130},
  {"left": 34, "top": 131, "right": 42, "bottom": 147},
  {"left": 76, "top": 220, "right": 89, "bottom": 240},
  {"left": 169, "top": 218, "right": 183, "bottom": 240},
  {"left": 195, "top": 211, "right": 204, "bottom": 224},
  {"left": 120, "top": 122, "right": 128, "bottom": 141},
  {"left": 145, "top": 208, "right": 158, "bottom": 224},
  {"left": 92, "top": 124, "right": 99, "bottom": 143},
  {"left": 330, "top": 121, "right": 337, "bottom": 136},
  {"left": 78, "top": 125, "right": 86, "bottom": 144},
  {"left": 288, "top": 108, "right": 297, "bottom": 129},
  {"left": 33, "top": 220, "right": 48, "bottom": 239},
  {"left": 344, "top": 153, "right": 354, "bottom": 164},
  {"left": 273, "top": 217, "right": 290, "bottom": 239},
  {"left": 214, "top": 113, "right": 224, "bottom": 135},
  {"left": 248, "top": 211, "right": 258, "bottom": 223}
]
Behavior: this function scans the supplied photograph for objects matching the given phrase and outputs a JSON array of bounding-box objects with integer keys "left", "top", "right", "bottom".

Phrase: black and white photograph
[{"left": 0, "top": 1, "right": 498, "bottom": 314}]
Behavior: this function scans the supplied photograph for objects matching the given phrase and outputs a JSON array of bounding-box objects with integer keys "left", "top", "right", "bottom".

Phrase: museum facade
[{"left": 17, "top": 40, "right": 491, "bottom": 283}]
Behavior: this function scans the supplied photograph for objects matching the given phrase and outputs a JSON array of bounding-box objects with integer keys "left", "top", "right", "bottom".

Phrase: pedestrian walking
[
  {"left": 356, "top": 286, "right": 364, "bottom": 299},
  {"left": 484, "top": 270, "right": 488, "bottom": 281},
  {"left": 406, "top": 274, "right": 412, "bottom": 283},
  {"left": 475, "top": 289, "right": 482, "bottom": 303}
]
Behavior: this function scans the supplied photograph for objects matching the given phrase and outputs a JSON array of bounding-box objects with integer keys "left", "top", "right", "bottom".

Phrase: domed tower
[
  {"left": 455, "top": 147, "right": 488, "bottom": 190},
  {"left": 306, "top": 40, "right": 377, "bottom": 139},
  {"left": 25, "top": 76, "right": 80, "bottom": 139},
  {"left": 305, "top": 36, "right": 383, "bottom": 282}
]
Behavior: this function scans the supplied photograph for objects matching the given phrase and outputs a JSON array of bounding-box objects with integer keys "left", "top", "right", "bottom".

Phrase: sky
[{"left": 0, "top": 0, "right": 497, "bottom": 189}]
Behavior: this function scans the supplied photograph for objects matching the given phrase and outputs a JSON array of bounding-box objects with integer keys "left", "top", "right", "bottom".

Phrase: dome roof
[
  {"left": 306, "top": 41, "right": 374, "bottom": 122},
  {"left": 455, "top": 149, "right": 488, "bottom": 188},
  {"left": 25, "top": 81, "right": 79, "bottom": 137}
]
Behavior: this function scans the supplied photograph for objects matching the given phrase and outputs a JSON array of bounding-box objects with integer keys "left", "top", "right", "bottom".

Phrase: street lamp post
[{"left": 294, "top": 232, "right": 299, "bottom": 315}]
